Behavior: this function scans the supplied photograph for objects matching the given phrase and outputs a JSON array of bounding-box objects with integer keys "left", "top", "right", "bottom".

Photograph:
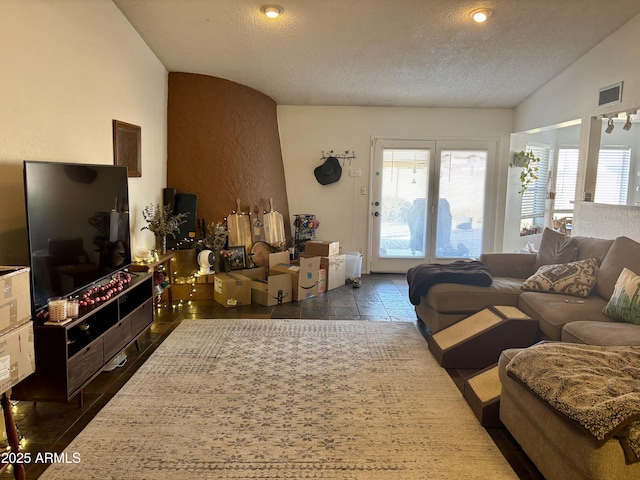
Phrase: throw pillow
[
  {"left": 594, "top": 236, "right": 640, "bottom": 300},
  {"left": 521, "top": 257, "right": 599, "bottom": 298},
  {"left": 602, "top": 268, "right": 640, "bottom": 325},
  {"left": 534, "top": 227, "right": 578, "bottom": 271}
]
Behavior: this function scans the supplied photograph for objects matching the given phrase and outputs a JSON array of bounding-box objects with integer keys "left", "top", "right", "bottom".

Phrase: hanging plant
[{"left": 510, "top": 150, "right": 541, "bottom": 194}]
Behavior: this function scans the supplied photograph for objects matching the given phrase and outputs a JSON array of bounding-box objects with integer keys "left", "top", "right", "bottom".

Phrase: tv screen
[{"left": 23, "top": 161, "right": 132, "bottom": 313}]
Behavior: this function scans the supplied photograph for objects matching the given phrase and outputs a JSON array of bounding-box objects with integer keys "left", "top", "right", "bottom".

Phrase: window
[
  {"left": 520, "top": 143, "right": 550, "bottom": 236},
  {"left": 595, "top": 147, "right": 630, "bottom": 205},
  {"left": 554, "top": 147, "right": 579, "bottom": 213}
]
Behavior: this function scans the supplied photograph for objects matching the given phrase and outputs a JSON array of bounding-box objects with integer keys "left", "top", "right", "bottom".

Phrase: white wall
[
  {"left": 277, "top": 106, "right": 513, "bottom": 271},
  {"left": 514, "top": 13, "right": 640, "bottom": 132},
  {"left": 0, "top": 0, "right": 168, "bottom": 264},
  {"left": 573, "top": 202, "right": 640, "bottom": 242},
  {"left": 507, "top": 12, "right": 640, "bottom": 247}
]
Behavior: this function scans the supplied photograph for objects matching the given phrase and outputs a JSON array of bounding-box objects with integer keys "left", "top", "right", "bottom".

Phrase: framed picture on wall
[
  {"left": 228, "top": 246, "right": 247, "bottom": 270},
  {"left": 113, "top": 120, "right": 141, "bottom": 177}
]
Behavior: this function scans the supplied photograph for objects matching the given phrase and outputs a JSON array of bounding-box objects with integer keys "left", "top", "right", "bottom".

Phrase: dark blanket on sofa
[{"left": 406, "top": 260, "right": 493, "bottom": 305}]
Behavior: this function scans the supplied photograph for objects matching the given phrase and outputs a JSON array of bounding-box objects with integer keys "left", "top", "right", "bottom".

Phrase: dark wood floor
[{"left": 0, "top": 273, "right": 543, "bottom": 479}]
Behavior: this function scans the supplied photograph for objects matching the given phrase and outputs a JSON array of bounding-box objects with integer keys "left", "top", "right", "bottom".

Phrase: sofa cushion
[
  {"left": 573, "top": 236, "right": 614, "bottom": 263},
  {"left": 426, "top": 277, "right": 523, "bottom": 313},
  {"left": 562, "top": 321, "right": 640, "bottom": 346},
  {"left": 518, "top": 291, "right": 613, "bottom": 340},
  {"left": 521, "top": 258, "right": 599, "bottom": 298},
  {"left": 602, "top": 268, "right": 640, "bottom": 325},
  {"left": 479, "top": 252, "right": 536, "bottom": 278},
  {"left": 534, "top": 227, "right": 578, "bottom": 271},
  {"left": 594, "top": 236, "right": 640, "bottom": 300}
]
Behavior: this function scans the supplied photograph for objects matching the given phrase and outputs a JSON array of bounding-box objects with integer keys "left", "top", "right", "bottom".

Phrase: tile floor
[{"left": 0, "top": 273, "right": 543, "bottom": 479}]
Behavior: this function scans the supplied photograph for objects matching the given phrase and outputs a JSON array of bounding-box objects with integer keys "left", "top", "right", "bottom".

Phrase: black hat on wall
[{"left": 314, "top": 156, "right": 342, "bottom": 185}]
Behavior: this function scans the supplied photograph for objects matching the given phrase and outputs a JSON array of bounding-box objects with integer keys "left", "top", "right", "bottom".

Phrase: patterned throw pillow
[
  {"left": 602, "top": 268, "right": 640, "bottom": 325},
  {"left": 521, "top": 257, "right": 599, "bottom": 298}
]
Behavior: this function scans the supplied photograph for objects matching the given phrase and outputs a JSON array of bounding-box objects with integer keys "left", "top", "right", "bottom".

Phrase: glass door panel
[
  {"left": 370, "top": 140, "right": 434, "bottom": 273},
  {"left": 435, "top": 148, "right": 487, "bottom": 259}
]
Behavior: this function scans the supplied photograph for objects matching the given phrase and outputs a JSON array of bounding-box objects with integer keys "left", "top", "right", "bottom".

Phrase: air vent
[{"left": 598, "top": 82, "right": 623, "bottom": 107}]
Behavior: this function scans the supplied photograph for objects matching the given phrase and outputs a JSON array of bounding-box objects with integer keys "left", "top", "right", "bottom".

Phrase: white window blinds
[
  {"left": 595, "top": 147, "right": 630, "bottom": 205},
  {"left": 521, "top": 144, "right": 550, "bottom": 219},
  {"left": 555, "top": 147, "right": 579, "bottom": 212}
]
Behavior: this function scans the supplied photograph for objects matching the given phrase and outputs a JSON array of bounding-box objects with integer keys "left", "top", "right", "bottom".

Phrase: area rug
[{"left": 40, "top": 319, "right": 517, "bottom": 479}]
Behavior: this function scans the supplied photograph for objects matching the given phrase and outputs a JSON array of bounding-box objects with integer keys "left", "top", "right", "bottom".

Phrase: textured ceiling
[{"left": 113, "top": 0, "right": 640, "bottom": 108}]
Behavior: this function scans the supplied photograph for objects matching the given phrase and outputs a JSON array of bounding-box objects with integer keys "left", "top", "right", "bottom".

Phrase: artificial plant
[{"left": 510, "top": 150, "right": 541, "bottom": 194}]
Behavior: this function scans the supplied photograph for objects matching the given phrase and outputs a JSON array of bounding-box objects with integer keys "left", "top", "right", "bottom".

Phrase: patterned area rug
[{"left": 40, "top": 319, "right": 516, "bottom": 479}]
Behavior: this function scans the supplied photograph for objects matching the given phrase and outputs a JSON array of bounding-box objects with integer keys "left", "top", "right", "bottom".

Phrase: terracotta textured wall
[{"left": 167, "top": 73, "right": 291, "bottom": 242}]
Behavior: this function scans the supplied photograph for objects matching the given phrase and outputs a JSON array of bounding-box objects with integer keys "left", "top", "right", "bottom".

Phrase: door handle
[{"left": 374, "top": 211, "right": 380, "bottom": 217}]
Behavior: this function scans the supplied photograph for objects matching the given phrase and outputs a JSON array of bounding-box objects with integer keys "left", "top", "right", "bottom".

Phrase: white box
[{"left": 321, "top": 254, "right": 346, "bottom": 291}]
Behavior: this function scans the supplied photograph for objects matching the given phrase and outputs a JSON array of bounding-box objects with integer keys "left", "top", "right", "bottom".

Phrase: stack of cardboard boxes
[
  {"left": 302, "top": 241, "right": 346, "bottom": 293},
  {"left": 212, "top": 240, "right": 346, "bottom": 308},
  {"left": 0, "top": 267, "right": 36, "bottom": 447},
  {"left": 0, "top": 267, "right": 35, "bottom": 393}
]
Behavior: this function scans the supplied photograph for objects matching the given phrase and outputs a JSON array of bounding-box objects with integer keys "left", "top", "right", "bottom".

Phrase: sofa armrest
[{"left": 479, "top": 252, "right": 536, "bottom": 279}]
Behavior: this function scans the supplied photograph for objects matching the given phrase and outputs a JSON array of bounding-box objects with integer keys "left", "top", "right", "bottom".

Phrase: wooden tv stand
[{"left": 13, "top": 272, "right": 153, "bottom": 405}]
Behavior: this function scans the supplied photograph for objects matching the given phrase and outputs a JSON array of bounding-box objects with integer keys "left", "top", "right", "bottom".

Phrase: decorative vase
[{"left": 155, "top": 235, "right": 167, "bottom": 255}]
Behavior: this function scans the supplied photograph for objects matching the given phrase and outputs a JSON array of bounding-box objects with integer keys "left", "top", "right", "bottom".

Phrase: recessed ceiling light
[
  {"left": 261, "top": 4, "right": 284, "bottom": 19},
  {"left": 470, "top": 8, "right": 492, "bottom": 23}
]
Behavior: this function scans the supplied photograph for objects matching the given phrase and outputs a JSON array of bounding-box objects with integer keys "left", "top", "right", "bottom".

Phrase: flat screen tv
[{"left": 23, "top": 161, "right": 132, "bottom": 313}]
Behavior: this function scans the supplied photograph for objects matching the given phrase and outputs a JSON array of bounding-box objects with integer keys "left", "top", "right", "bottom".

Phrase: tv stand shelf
[{"left": 13, "top": 272, "right": 153, "bottom": 405}]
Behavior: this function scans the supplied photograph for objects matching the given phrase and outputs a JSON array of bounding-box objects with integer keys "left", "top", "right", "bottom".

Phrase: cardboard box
[
  {"left": 268, "top": 251, "right": 290, "bottom": 268},
  {"left": 304, "top": 240, "right": 340, "bottom": 257},
  {"left": 318, "top": 268, "right": 327, "bottom": 293},
  {"left": 213, "top": 273, "right": 252, "bottom": 308},
  {"left": 270, "top": 256, "right": 321, "bottom": 301},
  {"left": 252, "top": 275, "right": 292, "bottom": 306},
  {"left": 321, "top": 254, "right": 346, "bottom": 291},
  {"left": 0, "top": 267, "right": 31, "bottom": 336},
  {"left": 241, "top": 267, "right": 293, "bottom": 306},
  {"left": 0, "top": 321, "right": 35, "bottom": 392},
  {"left": 238, "top": 267, "right": 267, "bottom": 281}
]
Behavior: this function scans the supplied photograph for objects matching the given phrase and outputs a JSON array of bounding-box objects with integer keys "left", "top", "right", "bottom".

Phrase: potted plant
[
  {"left": 141, "top": 203, "right": 189, "bottom": 254},
  {"left": 510, "top": 150, "right": 541, "bottom": 194}
]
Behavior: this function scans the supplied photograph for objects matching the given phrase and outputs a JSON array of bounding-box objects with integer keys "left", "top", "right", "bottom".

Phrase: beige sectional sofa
[
  {"left": 499, "top": 347, "right": 640, "bottom": 480},
  {"left": 412, "top": 228, "right": 640, "bottom": 480},
  {"left": 415, "top": 229, "right": 640, "bottom": 345}
]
